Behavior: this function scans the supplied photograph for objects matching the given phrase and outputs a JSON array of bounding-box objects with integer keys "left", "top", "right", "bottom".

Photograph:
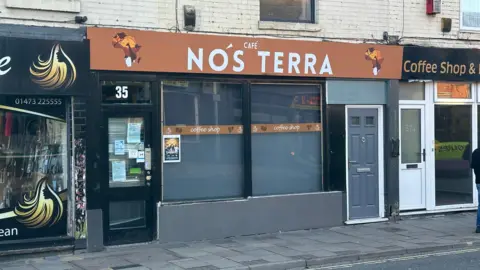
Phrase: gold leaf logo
[
  {"left": 30, "top": 43, "right": 77, "bottom": 90},
  {"left": 14, "top": 177, "right": 64, "bottom": 228}
]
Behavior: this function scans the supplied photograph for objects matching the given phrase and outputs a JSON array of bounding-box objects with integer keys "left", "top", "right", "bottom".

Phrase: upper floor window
[
  {"left": 461, "top": 0, "right": 480, "bottom": 30},
  {"left": 260, "top": 0, "right": 315, "bottom": 23}
]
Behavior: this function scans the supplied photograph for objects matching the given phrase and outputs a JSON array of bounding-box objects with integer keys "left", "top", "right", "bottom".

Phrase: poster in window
[
  {"left": 127, "top": 122, "right": 142, "bottom": 143},
  {"left": 114, "top": 140, "right": 125, "bottom": 155},
  {"left": 163, "top": 135, "right": 181, "bottom": 163},
  {"left": 111, "top": 160, "right": 127, "bottom": 181}
]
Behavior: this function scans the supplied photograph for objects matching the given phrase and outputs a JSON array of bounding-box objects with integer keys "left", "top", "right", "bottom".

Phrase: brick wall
[{"left": 0, "top": 0, "right": 478, "bottom": 48}]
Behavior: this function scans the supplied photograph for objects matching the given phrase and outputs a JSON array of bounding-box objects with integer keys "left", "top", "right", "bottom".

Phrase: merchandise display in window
[{"left": 0, "top": 101, "right": 68, "bottom": 240}]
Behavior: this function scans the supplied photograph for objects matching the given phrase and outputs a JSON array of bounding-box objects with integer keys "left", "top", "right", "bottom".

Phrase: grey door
[{"left": 347, "top": 108, "right": 379, "bottom": 219}]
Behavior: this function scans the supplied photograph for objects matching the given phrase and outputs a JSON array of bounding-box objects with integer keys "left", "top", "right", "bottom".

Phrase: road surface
[{"left": 314, "top": 248, "right": 480, "bottom": 270}]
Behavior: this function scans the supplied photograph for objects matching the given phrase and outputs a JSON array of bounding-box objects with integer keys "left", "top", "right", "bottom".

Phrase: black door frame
[
  {"left": 101, "top": 109, "right": 154, "bottom": 245},
  {"left": 91, "top": 73, "right": 160, "bottom": 245}
]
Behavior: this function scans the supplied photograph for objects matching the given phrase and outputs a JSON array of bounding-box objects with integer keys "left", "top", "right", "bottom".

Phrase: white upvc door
[{"left": 399, "top": 104, "right": 427, "bottom": 211}]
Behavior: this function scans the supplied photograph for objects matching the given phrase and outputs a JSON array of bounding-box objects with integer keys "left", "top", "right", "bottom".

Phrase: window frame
[
  {"left": 249, "top": 82, "right": 324, "bottom": 196},
  {"left": 460, "top": 0, "right": 480, "bottom": 32},
  {"left": 259, "top": 0, "right": 316, "bottom": 24},
  {"left": 158, "top": 78, "right": 327, "bottom": 202}
]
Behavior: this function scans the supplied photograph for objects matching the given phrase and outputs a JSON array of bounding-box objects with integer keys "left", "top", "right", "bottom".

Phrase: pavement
[{"left": 1, "top": 212, "right": 480, "bottom": 270}]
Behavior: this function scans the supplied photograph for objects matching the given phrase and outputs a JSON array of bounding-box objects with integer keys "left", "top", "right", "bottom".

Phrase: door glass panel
[
  {"left": 401, "top": 109, "right": 421, "bottom": 164},
  {"left": 365, "top": 116, "right": 375, "bottom": 126},
  {"left": 434, "top": 105, "right": 473, "bottom": 206},
  {"left": 108, "top": 117, "right": 145, "bottom": 188},
  {"left": 351, "top": 116, "right": 360, "bottom": 126},
  {"left": 109, "top": 201, "right": 146, "bottom": 230}
]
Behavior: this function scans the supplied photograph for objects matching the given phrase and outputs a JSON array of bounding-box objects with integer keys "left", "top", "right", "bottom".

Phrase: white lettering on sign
[
  {"left": 0, "top": 227, "right": 18, "bottom": 237},
  {"left": 258, "top": 51, "right": 270, "bottom": 73},
  {"left": 187, "top": 47, "right": 333, "bottom": 75},
  {"left": 243, "top": 42, "right": 258, "bottom": 50},
  {"left": 188, "top": 48, "right": 203, "bottom": 71},
  {"left": 233, "top": 50, "right": 244, "bottom": 72},
  {"left": 274, "top": 52, "right": 284, "bottom": 73},
  {"left": 0, "top": 56, "right": 12, "bottom": 75},
  {"left": 208, "top": 49, "right": 228, "bottom": 72},
  {"left": 288, "top": 53, "right": 301, "bottom": 74},
  {"left": 188, "top": 47, "right": 245, "bottom": 72}
]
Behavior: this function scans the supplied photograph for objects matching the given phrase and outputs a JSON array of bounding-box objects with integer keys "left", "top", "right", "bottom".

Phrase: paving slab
[{"left": 1, "top": 212, "right": 480, "bottom": 270}]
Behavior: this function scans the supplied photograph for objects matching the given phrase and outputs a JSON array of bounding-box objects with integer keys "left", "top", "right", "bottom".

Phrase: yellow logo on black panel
[
  {"left": 30, "top": 43, "right": 77, "bottom": 90},
  {"left": 14, "top": 177, "right": 64, "bottom": 228}
]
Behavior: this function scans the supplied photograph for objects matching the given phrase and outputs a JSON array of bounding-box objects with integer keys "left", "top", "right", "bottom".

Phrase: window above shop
[
  {"left": 460, "top": 0, "right": 480, "bottom": 31},
  {"left": 259, "top": 0, "right": 315, "bottom": 23}
]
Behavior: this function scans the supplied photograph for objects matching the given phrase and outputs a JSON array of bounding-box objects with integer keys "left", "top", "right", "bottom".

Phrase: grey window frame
[{"left": 259, "top": 0, "right": 316, "bottom": 24}]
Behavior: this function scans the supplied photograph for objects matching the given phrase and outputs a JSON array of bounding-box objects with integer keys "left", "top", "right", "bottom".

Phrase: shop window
[
  {"left": 162, "top": 81, "right": 243, "bottom": 201},
  {"left": 260, "top": 0, "right": 315, "bottom": 23},
  {"left": 434, "top": 105, "right": 473, "bottom": 206},
  {"left": 399, "top": 82, "right": 425, "bottom": 101},
  {"left": 0, "top": 99, "right": 68, "bottom": 239},
  {"left": 251, "top": 84, "right": 322, "bottom": 196},
  {"left": 435, "top": 82, "right": 473, "bottom": 102}
]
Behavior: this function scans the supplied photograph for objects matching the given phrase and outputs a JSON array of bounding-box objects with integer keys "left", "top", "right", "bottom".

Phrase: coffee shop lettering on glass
[
  {"left": 399, "top": 46, "right": 480, "bottom": 215},
  {"left": 85, "top": 27, "right": 403, "bottom": 248}
]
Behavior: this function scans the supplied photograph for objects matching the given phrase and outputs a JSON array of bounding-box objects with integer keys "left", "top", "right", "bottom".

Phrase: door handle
[
  {"left": 422, "top": 148, "right": 426, "bottom": 162},
  {"left": 391, "top": 138, "right": 400, "bottom": 158}
]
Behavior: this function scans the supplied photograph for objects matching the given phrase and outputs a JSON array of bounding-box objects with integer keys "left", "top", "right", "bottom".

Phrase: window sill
[
  {"left": 6, "top": 0, "right": 81, "bottom": 13},
  {"left": 258, "top": 20, "right": 322, "bottom": 32}
]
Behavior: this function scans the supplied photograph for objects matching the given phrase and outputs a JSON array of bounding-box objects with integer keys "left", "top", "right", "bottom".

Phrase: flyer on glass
[{"left": 163, "top": 135, "right": 181, "bottom": 163}]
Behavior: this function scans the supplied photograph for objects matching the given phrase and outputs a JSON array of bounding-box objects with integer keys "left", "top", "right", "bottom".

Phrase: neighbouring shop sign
[
  {"left": 87, "top": 28, "right": 403, "bottom": 79},
  {"left": 402, "top": 46, "right": 480, "bottom": 81},
  {"left": 0, "top": 37, "right": 90, "bottom": 95}
]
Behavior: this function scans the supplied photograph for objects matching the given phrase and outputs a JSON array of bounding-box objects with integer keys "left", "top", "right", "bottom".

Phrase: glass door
[
  {"left": 399, "top": 105, "right": 426, "bottom": 211},
  {"left": 103, "top": 111, "right": 154, "bottom": 245}
]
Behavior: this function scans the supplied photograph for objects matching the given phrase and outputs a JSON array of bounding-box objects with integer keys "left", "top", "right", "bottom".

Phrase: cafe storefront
[
  {"left": 399, "top": 46, "right": 480, "bottom": 214},
  {"left": 85, "top": 27, "right": 403, "bottom": 248},
  {"left": 0, "top": 36, "right": 90, "bottom": 252}
]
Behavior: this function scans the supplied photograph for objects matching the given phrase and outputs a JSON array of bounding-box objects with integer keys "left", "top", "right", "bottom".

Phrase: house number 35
[{"left": 115, "top": 86, "right": 129, "bottom": 99}]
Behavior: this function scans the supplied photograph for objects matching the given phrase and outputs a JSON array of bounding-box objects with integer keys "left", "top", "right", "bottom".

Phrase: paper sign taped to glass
[{"left": 163, "top": 135, "right": 181, "bottom": 163}]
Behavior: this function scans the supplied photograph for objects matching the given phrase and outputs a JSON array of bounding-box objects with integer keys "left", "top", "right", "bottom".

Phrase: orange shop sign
[{"left": 87, "top": 28, "right": 403, "bottom": 79}]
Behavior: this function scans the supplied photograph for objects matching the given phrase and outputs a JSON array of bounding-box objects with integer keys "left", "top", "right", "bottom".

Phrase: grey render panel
[
  {"left": 157, "top": 191, "right": 344, "bottom": 242},
  {"left": 86, "top": 209, "right": 105, "bottom": 252},
  {"left": 0, "top": 24, "right": 85, "bottom": 41},
  {"left": 327, "top": 80, "right": 387, "bottom": 105}
]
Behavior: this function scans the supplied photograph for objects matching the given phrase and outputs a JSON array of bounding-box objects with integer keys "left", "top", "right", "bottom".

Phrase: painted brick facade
[{"left": 0, "top": 0, "right": 478, "bottom": 48}]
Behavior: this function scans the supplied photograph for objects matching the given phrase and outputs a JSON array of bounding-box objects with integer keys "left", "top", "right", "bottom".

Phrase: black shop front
[{"left": 0, "top": 36, "right": 90, "bottom": 253}]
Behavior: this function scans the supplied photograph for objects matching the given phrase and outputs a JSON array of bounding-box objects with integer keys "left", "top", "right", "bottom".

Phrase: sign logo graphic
[
  {"left": 365, "top": 48, "right": 384, "bottom": 76},
  {"left": 112, "top": 32, "right": 142, "bottom": 67},
  {"left": 13, "top": 177, "right": 64, "bottom": 228},
  {"left": 30, "top": 43, "right": 77, "bottom": 90}
]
